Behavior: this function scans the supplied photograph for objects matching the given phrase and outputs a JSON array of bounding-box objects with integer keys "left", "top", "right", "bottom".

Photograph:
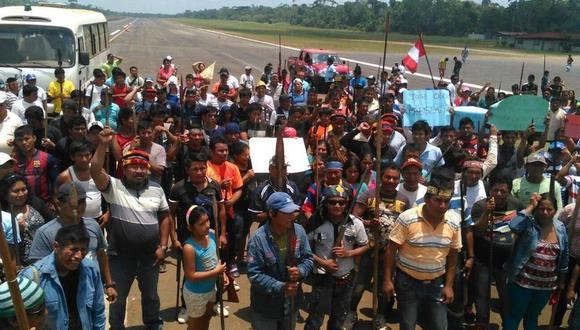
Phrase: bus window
[
  {"left": 102, "top": 23, "right": 108, "bottom": 49},
  {"left": 0, "top": 24, "right": 75, "bottom": 67},
  {"left": 96, "top": 24, "right": 102, "bottom": 53},
  {"left": 83, "top": 25, "right": 94, "bottom": 56}
]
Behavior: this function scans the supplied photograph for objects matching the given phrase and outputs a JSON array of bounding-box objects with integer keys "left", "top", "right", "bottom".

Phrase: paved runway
[{"left": 105, "top": 18, "right": 572, "bottom": 329}]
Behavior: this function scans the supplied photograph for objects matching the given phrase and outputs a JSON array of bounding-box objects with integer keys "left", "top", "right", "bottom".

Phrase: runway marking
[
  {"left": 110, "top": 29, "right": 120, "bottom": 36},
  {"left": 110, "top": 19, "right": 139, "bottom": 43},
  {"left": 192, "top": 26, "right": 495, "bottom": 91}
]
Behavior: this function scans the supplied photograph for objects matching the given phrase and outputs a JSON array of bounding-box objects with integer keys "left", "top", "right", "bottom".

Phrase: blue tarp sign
[
  {"left": 453, "top": 106, "right": 488, "bottom": 130},
  {"left": 403, "top": 90, "right": 450, "bottom": 127}
]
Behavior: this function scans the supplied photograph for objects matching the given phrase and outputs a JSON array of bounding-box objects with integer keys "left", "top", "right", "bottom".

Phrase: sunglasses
[{"left": 327, "top": 199, "right": 347, "bottom": 206}]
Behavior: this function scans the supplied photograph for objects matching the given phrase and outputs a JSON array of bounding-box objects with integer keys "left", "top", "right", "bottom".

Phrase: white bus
[{"left": 0, "top": 4, "right": 108, "bottom": 92}]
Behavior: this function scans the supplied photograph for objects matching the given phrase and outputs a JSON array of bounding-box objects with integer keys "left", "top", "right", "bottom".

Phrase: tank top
[
  {"left": 184, "top": 231, "right": 218, "bottom": 294},
  {"left": 112, "top": 84, "right": 128, "bottom": 109},
  {"left": 69, "top": 166, "right": 102, "bottom": 218}
]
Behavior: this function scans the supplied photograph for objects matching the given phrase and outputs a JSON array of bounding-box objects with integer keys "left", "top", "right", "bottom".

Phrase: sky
[{"left": 70, "top": 0, "right": 510, "bottom": 15}]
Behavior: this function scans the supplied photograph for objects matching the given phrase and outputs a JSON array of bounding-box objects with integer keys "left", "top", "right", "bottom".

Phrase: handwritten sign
[
  {"left": 453, "top": 106, "right": 488, "bottom": 130},
  {"left": 403, "top": 90, "right": 451, "bottom": 127},
  {"left": 488, "top": 95, "right": 548, "bottom": 132},
  {"left": 565, "top": 115, "right": 580, "bottom": 139},
  {"left": 249, "top": 137, "right": 310, "bottom": 174}
]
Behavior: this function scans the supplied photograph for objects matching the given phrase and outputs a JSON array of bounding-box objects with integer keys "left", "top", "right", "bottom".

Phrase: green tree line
[{"left": 180, "top": 0, "right": 580, "bottom": 36}]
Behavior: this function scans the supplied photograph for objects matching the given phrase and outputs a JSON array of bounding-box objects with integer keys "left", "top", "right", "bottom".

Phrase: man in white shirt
[
  {"left": 18, "top": 74, "right": 47, "bottom": 111},
  {"left": 546, "top": 97, "right": 566, "bottom": 142},
  {"left": 11, "top": 85, "right": 43, "bottom": 124},
  {"left": 250, "top": 81, "right": 275, "bottom": 116},
  {"left": 0, "top": 91, "right": 23, "bottom": 154},
  {"left": 396, "top": 158, "right": 427, "bottom": 207},
  {"left": 266, "top": 73, "right": 283, "bottom": 108},
  {"left": 240, "top": 66, "right": 255, "bottom": 90}
]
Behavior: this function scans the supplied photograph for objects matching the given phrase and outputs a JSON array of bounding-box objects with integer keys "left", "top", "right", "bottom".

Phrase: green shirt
[
  {"left": 101, "top": 59, "right": 122, "bottom": 78},
  {"left": 512, "top": 176, "right": 563, "bottom": 211}
]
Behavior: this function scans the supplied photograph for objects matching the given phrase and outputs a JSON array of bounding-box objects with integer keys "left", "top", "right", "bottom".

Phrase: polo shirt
[
  {"left": 389, "top": 204, "right": 462, "bottom": 281},
  {"left": 101, "top": 177, "right": 169, "bottom": 256},
  {"left": 511, "top": 176, "right": 563, "bottom": 211},
  {"left": 48, "top": 80, "right": 75, "bottom": 113},
  {"left": 394, "top": 142, "right": 444, "bottom": 175}
]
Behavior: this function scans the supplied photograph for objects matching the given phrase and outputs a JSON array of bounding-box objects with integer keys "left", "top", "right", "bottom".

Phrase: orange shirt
[{"left": 206, "top": 160, "right": 243, "bottom": 218}]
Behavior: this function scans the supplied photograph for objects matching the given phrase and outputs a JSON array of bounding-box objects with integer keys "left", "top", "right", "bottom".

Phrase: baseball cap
[
  {"left": 89, "top": 121, "right": 104, "bottom": 130},
  {"left": 224, "top": 122, "right": 241, "bottom": 134},
  {"left": 525, "top": 154, "right": 547, "bottom": 165},
  {"left": 401, "top": 158, "right": 423, "bottom": 170},
  {"left": 0, "top": 152, "right": 15, "bottom": 166},
  {"left": 219, "top": 67, "right": 229, "bottom": 76},
  {"left": 165, "top": 55, "right": 173, "bottom": 61},
  {"left": 256, "top": 80, "right": 267, "bottom": 89},
  {"left": 0, "top": 91, "right": 6, "bottom": 104},
  {"left": 25, "top": 73, "right": 36, "bottom": 81},
  {"left": 144, "top": 77, "right": 154, "bottom": 83},
  {"left": 549, "top": 141, "right": 565, "bottom": 150},
  {"left": 57, "top": 181, "right": 87, "bottom": 202},
  {"left": 0, "top": 277, "right": 45, "bottom": 318},
  {"left": 266, "top": 192, "right": 300, "bottom": 213},
  {"left": 244, "top": 65, "right": 252, "bottom": 70},
  {"left": 279, "top": 94, "right": 291, "bottom": 102}
]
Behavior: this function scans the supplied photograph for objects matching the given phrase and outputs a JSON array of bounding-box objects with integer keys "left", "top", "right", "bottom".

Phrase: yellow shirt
[
  {"left": 48, "top": 80, "right": 75, "bottom": 113},
  {"left": 389, "top": 204, "right": 462, "bottom": 281}
]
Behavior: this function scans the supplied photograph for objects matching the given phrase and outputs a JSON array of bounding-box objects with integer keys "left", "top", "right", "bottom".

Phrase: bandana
[
  {"left": 426, "top": 186, "right": 453, "bottom": 198},
  {"left": 326, "top": 161, "right": 343, "bottom": 170},
  {"left": 122, "top": 149, "right": 150, "bottom": 168},
  {"left": 462, "top": 160, "right": 483, "bottom": 169}
]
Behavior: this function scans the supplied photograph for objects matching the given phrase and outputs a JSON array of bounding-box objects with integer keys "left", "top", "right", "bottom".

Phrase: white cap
[
  {"left": 0, "top": 91, "right": 6, "bottom": 104},
  {"left": 0, "top": 152, "right": 15, "bottom": 166},
  {"left": 244, "top": 65, "right": 252, "bottom": 70},
  {"left": 167, "top": 76, "right": 178, "bottom": 86},
  {"left": 165, "top": 55, "right": 173, "bottom": 61}
]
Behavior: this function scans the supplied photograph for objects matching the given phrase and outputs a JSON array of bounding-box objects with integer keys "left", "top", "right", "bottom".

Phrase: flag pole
[
  {"left": 380, "top": 12, "right": 390, "bottom": 96},
  {"left": 419, "top": 33, "right": 437, "bottom": 89},
  {"left": 518, "top": 62, "right": 525, "bottom": 92}
]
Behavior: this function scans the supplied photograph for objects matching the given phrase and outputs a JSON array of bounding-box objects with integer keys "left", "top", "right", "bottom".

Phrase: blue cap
[
  {"left": 266, "top": 192, "right": 300, "bottom": 213},
  {"left": 25, "top": 73, "right": 36, "bottom": 81},
  {"left": 225, "top": 122, "right": 240, "bottom": 134},
  {"left": 549, "top": 141, "right": 565, "bottom": 150}
]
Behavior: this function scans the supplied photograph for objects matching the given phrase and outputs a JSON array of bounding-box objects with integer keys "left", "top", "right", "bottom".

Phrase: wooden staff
[
  {"left": 518, "top": 62, "right": 525, "bottom": 93},
  {"left": 9, "top": 206, "right": 20, "bottom": 266},
  {"left": 380, "top": 13, "right": 390, "bottom": 97},
  {"left": 419, "top": 33, "right": 437, "bottom": 89},
  {"left": 0, "top": 201, "right": 29, "bottom": 330},
  {"left": 497, "top": 81, "right": 502, "bottom": 99},
  {"left": 211, "top": 194, "right": 226, "bottom": 330},
  {"left": 372, "top": 110, "right": 384, "bottom": 317}
]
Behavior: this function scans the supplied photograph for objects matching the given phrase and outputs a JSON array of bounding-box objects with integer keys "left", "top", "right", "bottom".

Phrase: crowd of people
[{"left": 0, "top": 49, "right": 578, "bottom": 330}]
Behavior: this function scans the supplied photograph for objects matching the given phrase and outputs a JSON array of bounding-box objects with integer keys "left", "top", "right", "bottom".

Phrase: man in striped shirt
[{"left": 383, "top": 177, "right": 462, "bottom": 330}]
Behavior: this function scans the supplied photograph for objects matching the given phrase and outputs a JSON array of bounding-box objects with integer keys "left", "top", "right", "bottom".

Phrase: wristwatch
[{"left": 104, "top": 282, "right": 116, "bottom": 289}]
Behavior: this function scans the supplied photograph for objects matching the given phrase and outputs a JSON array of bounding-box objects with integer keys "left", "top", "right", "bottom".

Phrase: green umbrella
[{"left": 488, "top": 95, "right": 549, "bottom": 132}]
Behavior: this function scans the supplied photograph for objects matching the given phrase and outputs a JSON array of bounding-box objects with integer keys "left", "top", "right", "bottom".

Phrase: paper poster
[
  {"left": 403, "top": 90, "right": 451, "bottom": 127},
  {"left": 488, "top": 95, "right": 548, "bottom": 132},
  {"left": 249, "top": 137, "right": 310, "bottom": 174},
  {"left": 565, "top": 115, "right": 580, "bottom": 140}
]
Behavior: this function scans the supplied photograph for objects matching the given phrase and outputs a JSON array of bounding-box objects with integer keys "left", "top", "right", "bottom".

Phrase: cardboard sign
[
  {"left": 403, "top": 90, "right": 451, "bottom": 127},
  {"left": 453, "top": 106, "right": 488, "bottom": 130},
  {"left": 488, "top": 95, "right": 548, "bottom": 132},
  {"left": 249, "top": 137, "right": 310, "bottom": 174},
  {"left": 565, "top": 115, "right": 580, "bottom": 140}
]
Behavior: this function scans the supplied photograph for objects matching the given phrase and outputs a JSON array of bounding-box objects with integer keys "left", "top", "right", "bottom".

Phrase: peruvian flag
[{"left": 402, "top": 36, "right": 426, "bottom": 73}]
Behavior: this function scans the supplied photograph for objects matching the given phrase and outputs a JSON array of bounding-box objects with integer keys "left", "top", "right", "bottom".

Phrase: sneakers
[
  {"left": 373, "top": 313, "right": 386, "bottom": 330},
  {"left": 229, "top": 264, "right": 240, "bottom": 278},
  {"left": 177, "top": 306, "right": 187, "bottom": 324},
  {"left": 159, "top": 262, "right": 167, "bottom": 273},
  {"left": 233, "top": 280, "right": 240, "bottom": 292},
  {"left": 213, "top": 303, "right": 230, "bottom": 317},
  {"left": 343, "top": 311, "right": 358, "bottom": 330}
]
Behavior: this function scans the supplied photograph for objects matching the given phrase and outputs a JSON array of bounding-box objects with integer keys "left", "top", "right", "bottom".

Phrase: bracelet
[{"left": 104, "top": 282, "right": 116, "bottom": 289}]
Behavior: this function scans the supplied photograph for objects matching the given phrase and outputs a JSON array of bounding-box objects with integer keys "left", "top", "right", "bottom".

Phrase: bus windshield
[{"left": 0, "top": 24, "right": 75, "bottom": 68}]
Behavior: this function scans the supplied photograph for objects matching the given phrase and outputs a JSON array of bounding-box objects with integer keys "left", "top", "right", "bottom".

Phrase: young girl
[
  {"left": 182, "top": 205, "right": 226, "bottom": 330},
  {"left": 504, "top": 193, "right": 569, "bottom": 330}
]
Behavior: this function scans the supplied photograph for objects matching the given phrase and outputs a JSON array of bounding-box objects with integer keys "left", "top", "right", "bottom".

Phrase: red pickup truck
[{"left": 287, "top": 48, "right": 350, "bottom": 90}]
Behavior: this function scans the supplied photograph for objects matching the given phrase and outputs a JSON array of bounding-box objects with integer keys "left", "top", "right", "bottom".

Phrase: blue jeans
[
  {"left": 472, "top": 259, "right": 509, "bottom": 324},
  {"left": 395, "top": 270, "right": 447, "bottom": 330},
  {"left": 252, "top": 310, "right": 294, "bottom": 330},
  {"left": 305, "top": 274, "right": 354, "bottom": 330},
  {"left": 504, "top": 282, "right": 551, "bottom": 330},
  {"left": 228, "top": 212, "right": 244, "bottom": 264},
  {"left": 109, "top": 254, "right": 162, "bottom": 330}
]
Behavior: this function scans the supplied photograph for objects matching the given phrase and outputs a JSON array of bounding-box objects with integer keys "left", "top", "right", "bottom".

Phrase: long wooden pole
[
  {"left": 0, "top": 206, "right": 30, "bottom": 329},
  {"left": 212, "top": 195, "right": 226, "bottom": 330},
  {"left": 419, "top": 33, "right": 437, "bottom": 89},
  {"left": 372, "top": 108, "right": 384, "bottom": 318},
  {"left": 518, "top": 62, "right": 525, "bottom": 93},
  {"left": 380, "top": 13, "right": 390, "bottom": 97}
]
